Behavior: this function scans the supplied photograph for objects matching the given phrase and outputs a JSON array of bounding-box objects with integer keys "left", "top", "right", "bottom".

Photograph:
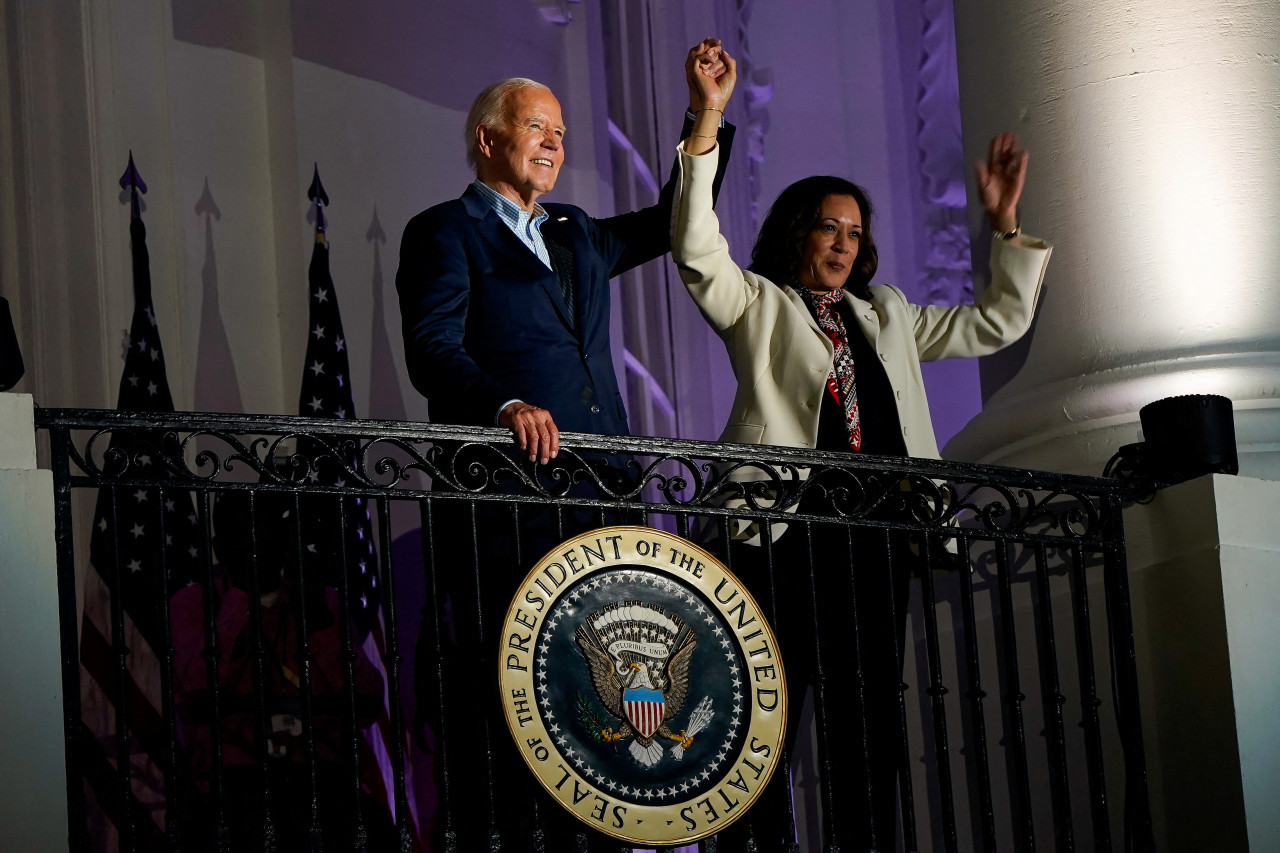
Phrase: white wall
[
  {"left": 1126, "top": 474, "right": 1280, "bottom": 851},
  {"left": 0, "top": 393, "right": 66, "bottom": 852}
]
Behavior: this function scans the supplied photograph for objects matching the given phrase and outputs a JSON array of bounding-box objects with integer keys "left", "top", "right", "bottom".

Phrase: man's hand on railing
[{"left": 499, "top": 400, "right": 560, "bottom": 464}]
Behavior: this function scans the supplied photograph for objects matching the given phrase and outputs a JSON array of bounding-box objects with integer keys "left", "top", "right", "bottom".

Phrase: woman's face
[{"left": 796, "top": 194, "right": 863, "bottom": 292}]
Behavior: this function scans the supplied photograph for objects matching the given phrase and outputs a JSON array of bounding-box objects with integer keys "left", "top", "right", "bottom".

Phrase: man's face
[{"left": 477, "top": 86, "right": 565, "bottom": 208}]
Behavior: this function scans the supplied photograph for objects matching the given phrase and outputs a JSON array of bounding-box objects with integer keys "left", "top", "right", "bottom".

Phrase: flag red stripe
[
  {"left": 77, "top": 722, "right": 168, "bottom": 852},
  {"left": 80, "top": 616, "right": 168, "bottom": 764}
]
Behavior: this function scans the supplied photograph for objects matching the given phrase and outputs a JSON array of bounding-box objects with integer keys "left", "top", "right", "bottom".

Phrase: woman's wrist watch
[{"left": 992, "top": 222, "right": 1021, "bottom": 241}]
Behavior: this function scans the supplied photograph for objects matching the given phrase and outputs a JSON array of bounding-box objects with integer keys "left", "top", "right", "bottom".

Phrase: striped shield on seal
[{"left": 623, "top": 687, "right": 665, "bottom": 739}]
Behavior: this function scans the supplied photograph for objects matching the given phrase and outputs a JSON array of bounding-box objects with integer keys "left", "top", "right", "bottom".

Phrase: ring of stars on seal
[{"left": 499, "top": 526, "right": 787, "bottom": 846}]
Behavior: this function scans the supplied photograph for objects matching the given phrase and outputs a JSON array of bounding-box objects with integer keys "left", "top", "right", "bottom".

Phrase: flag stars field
[{"left": 78, "top": 161, "right": 209, "bottom": 843}]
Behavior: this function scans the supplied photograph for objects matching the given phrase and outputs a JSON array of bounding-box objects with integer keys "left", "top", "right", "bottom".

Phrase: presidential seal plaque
[{"left": 499, "top": 526, "right": 787, "bottom": 845}]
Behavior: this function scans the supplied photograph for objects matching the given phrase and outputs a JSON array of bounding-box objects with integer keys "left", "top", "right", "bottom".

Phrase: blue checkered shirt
[{"left": 470, "top": 179, "right": 552, "bottom": 270}]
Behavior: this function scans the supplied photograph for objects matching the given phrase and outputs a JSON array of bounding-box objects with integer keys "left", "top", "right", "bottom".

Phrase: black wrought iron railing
[{"left": 37, "top": 408, "right": 1153, "bottom": 852}]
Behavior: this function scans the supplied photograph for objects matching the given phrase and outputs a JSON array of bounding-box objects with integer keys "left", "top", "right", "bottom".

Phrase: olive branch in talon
[{"left": 576, "top": 690, "right": 616, "bottom": 750}]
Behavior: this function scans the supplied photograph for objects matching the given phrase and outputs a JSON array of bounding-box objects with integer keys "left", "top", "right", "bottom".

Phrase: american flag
[
  {"left": 299, "top": 224, "right": 418, "bottom": 847},
  {"left": 81, "top": 207, "right": 204, "bottom": 850}
]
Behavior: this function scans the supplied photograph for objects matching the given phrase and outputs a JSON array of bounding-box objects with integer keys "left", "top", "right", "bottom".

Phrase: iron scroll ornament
[
  {"left": 499, "top": 527, "right": 787, "bottom": 845},
  {"left": 50, "top": 413, "right": 1108, "bottom": 543}
]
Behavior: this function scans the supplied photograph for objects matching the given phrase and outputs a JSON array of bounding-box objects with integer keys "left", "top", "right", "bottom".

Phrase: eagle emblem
[{"left": 575, "top": 601, "right": 714, "bottom": 767}]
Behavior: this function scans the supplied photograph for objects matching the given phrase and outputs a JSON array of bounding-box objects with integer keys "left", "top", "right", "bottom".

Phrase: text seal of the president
[{"left": 499, "top": 526, "right": 787, "bottom": 845}]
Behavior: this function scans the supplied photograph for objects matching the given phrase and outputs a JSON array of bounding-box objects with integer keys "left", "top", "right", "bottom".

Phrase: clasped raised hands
[{"left": 686, "top": 38, "right": 736, "bottom": 113}]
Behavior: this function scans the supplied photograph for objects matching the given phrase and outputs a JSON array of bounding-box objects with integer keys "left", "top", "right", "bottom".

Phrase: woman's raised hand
[
  {"left": 686, "top": 38, "right": 737, "bottom": 113},
  {"left": 974, "top": 132, "right": 1028, "bottom": 234}
]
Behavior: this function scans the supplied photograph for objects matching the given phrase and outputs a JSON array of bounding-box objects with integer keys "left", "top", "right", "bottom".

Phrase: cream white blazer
[{"left": 670, "top": 143, "right": 1053, "bottom": 461}]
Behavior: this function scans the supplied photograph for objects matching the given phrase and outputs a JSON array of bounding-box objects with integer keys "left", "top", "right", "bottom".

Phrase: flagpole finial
[
  {"left": 119, "top": 151, "right": 148, "bottom": 220},
  {"left": 308, "top": 163, "right": 330, "bottom": 240}
]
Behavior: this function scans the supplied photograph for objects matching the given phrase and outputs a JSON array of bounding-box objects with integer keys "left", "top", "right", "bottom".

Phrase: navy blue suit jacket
[{"left": 396, "top": 122, "right": 734, "bottom": 436}]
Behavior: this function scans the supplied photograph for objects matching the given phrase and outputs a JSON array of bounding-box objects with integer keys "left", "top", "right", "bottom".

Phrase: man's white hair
[{"left": 465, "top": 77, "right": 551, "bottom": 170}]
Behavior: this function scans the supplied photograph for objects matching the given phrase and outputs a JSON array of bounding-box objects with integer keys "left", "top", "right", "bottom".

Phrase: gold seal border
[{"left": 498, "top": 526, "right": 787, "bottom": 845}]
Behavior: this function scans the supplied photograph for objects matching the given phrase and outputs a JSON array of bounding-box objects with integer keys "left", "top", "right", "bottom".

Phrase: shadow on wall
[
  {"left": 192, "top": 178, "right": 245, "bottom": 414},
  {"left": 366, "top": 205, "right": 407, "bottom": 422}
]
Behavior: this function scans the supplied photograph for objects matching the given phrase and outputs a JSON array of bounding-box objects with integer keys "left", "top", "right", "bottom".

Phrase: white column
[
  {"left": 0, "top": 393, "right": 68, "bottom": 851},
  {"left": 1124, "top": 474, "right": 1280, "bottom": 851},
  {"left": 945, "top": 0, "right": 1280, "bottom": 479}
]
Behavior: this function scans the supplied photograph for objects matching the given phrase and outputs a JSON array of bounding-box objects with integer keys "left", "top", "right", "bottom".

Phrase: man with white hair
[
  {"left": 396, "top": 41, "right": 737, "bottom": 852},
  {"left": 396, "top": 40, "right": 735, "bottom": 463}
]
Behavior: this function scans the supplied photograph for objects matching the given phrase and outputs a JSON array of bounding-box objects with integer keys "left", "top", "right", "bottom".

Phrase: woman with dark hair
[
  {"left": 673, "top": 50, "right": 1052, "bottom": 852},
  {"left": 673, "top": 132, "right": 1051, "bottom": 460}
]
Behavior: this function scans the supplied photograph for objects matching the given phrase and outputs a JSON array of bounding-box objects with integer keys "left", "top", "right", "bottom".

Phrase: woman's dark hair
[{"left": 747, "top": 176, "right": 878, "bottom": 297}]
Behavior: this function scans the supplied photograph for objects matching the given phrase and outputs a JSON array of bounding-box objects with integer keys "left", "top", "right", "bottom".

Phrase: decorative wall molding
[
  {"left": 915, "top": 0, "right": 971, "bottom": 304},
  {"left": 733, "top": 0, "right": 774, "bottom": 230},
  {"left": 532, "top": 0, "right": 580, "bottom": 26}
]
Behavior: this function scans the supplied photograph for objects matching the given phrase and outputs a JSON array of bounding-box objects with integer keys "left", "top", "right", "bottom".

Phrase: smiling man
[
  {"left": 396, "top": 45, "right": 737, "bottom": 853},
  {"left": 396, "top": 43, "right": 735, "bottom": 463}
]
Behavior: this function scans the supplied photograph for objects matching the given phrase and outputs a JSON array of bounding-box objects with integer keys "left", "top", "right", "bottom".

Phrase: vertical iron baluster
[
  {"left": 1030, "top": 543, "right": 1073, "bottom": 851},
  {"left": 718, "top": 516, "right": 733, "bottom": 572},
  {"left": 917, "top": 534, "right": 959, "bottom": 852},
  {"left": 802, "top": 521, "right": 839, "bottom": 852},
  {"left": 467, "top": 500, "right": 502, "bottom": 851},
  {"left": 195, "top": 491, "right": 230, "bottom": 851},
  {"left": 509, "top": 503, "right": 549, "bottom": 853},
  {"left": 374, "top": 497, "right": 413, "bottom": 850},
  {"left": 419, "top": 500, "right": 457, "bottom": 852},
  {"left": 882, "top": 529, "right": 918, "bottom": 852},
  {"left": 331, "top": 495, "right": 369, "bottom": 851},
  {"left": 844, "top": 524, "right": 878, "bottom": 849},
  {"left": 993, "top": 540, "right": 1034, "bottom": 851},
  {"left": 676, "top": 511, "right": 690, "bottom": 540},
  {"left": 956, "top": 533, "right": 996, "bottom": 850},
  {"left": 242, "top": 491, "right": 277, "bottom": 851},
  {"left": 1067, "top": 543, "right": 1111, "bottom": 851},
  {"left": 103, "top": 485, "right": 137, "bottom": 852},
  {"left": 760, "top": 520, "right": 801, "bottom": 853},
  {"left": 288, "top": 492, "right": 322, "bottom": 849},
  {"left": 1100, "top": 497, "right": 1154, "bottom": 852},
  {"left": 49, "top": 427, "right": 90, "bottom": 852},
  {"left": 153, "top": 487, "right": 185, "bottom": 851}
]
